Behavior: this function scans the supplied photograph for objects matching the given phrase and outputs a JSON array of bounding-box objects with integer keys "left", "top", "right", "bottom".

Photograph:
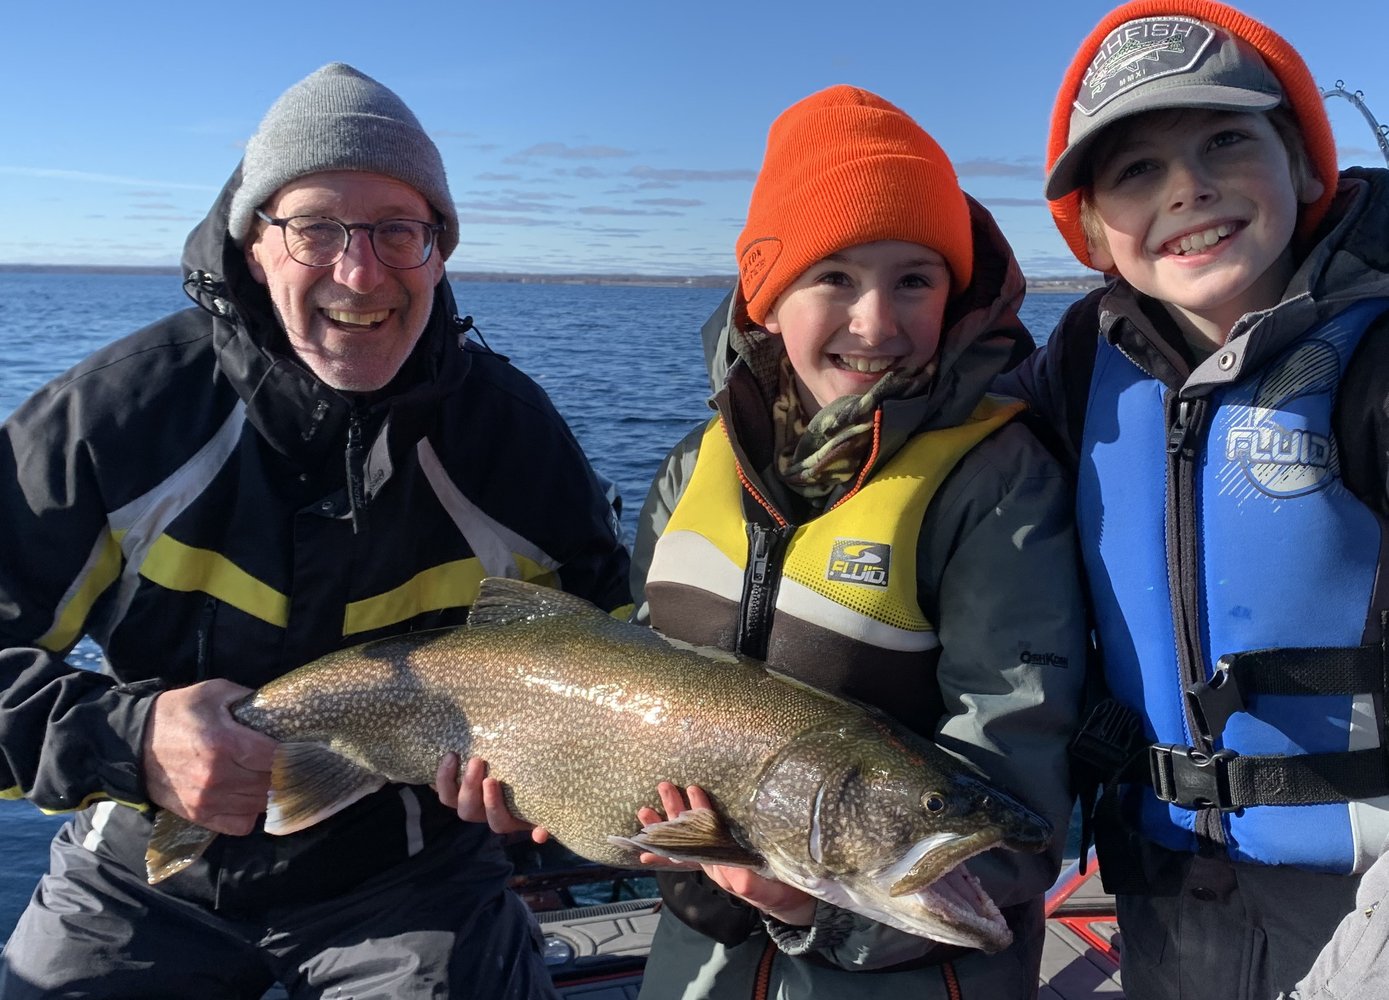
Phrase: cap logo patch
[
  {"left": 739, "top": 237, "right": 782, "bottom": 301},
  {"left": 1076, "top": 17, "right": 1214, "bottom": 117},
  {"left": 826, "top": 539, "right": 890, "bottom": 588}
]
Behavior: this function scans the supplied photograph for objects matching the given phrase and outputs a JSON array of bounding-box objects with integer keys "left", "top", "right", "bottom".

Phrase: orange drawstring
[
  {"left": 940, "top": 959, "right": 962, "bottom": 999},
  {"left": 752, "top": 936, "right": 776, "bottom": 1000}
]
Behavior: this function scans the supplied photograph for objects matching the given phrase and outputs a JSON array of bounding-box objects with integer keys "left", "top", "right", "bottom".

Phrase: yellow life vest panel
[{"left": 646, "top": 396, "right": 1022, "bottom": 727}]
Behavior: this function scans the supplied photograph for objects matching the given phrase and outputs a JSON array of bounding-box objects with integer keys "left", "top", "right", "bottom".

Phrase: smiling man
[{"left": 0, "top": 63, "right": 629, "bottom": 998}]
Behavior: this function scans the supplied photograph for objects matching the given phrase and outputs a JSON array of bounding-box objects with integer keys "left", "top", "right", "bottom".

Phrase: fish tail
[{"left": 145, "top": 810, "right": 218, "bottom": 884}]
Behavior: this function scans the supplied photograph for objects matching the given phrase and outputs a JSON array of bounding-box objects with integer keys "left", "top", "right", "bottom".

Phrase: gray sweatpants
[
  {"left": 0, "top": 820, "right": 559, "bottom": 1000},
  {"left": 1116, "top": 843, "right": 1361, "bottom": 1000}
]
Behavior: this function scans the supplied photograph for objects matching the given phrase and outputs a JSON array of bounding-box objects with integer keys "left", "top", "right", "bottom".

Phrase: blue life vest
[{"left": 1079, "top": 299, "right": 1389, "bottom": 874}]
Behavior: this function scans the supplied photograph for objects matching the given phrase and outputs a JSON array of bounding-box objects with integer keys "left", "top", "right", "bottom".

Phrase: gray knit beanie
[{"left": 228, "top": 62, "right": 458, "bottom": 261}]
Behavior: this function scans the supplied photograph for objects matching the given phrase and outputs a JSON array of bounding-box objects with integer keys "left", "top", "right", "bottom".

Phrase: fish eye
[{"left": 922, "top": 791, "right": 947, "bottom": 814}]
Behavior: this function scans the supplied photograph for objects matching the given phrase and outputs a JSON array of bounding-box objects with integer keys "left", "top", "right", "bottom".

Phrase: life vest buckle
[
  {"left": 1071, "top": 698, "right": 1148, "bottom": 781},
  {"left": 1185, "top": 656, "right": 1246, "bottom": 744},
  {"left": 1149, "top": 743, "right": 1240, "bottom": 811}
]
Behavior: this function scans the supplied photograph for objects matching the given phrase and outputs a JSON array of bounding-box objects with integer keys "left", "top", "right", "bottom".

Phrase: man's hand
[
  {"left": 141, "top": 680, "right": 278, "bottom": 836},
  {"left": 434, "top": 753, "right": 550, "bottom": 844},
  {"left": 638, "top": 782, "right": 818, "bottom": 927}
]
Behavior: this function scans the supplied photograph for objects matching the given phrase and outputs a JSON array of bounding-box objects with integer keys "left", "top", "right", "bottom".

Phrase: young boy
[
  {"left": 997, "top": 1, "right": 1389, "bottom": 997},
  {"left": 626, "top": 85, "right": 1087, "bottom": 999}
]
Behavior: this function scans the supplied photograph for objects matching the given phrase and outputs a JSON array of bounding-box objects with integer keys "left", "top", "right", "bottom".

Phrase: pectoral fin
[
  {"left": 263, "top": 741, "right": 387, "bottom": 835},
  {"left": 146, "top": 810, "right": 218, "bottom": 884},
  {"left": 261, "top": 738, "right": 388, "bottom": 833},
  {"left": 608, "top": 807, "right": 764, "bottom": 868}
]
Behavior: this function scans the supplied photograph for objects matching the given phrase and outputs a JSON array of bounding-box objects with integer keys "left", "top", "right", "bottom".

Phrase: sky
[{"left": 2, "top": 0, "right": 1386, "bottom": 279}]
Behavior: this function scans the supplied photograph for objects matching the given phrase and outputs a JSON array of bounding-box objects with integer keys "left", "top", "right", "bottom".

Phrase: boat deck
[
  {"left": 539, "top": 857, "right": 1125, "bottom": 999},
  {"left": 1041, "top": 856, "right": 1124, "bottom": 998},
  {"left": 260, "top": 859, "right": 1122, "bottom": 999}
]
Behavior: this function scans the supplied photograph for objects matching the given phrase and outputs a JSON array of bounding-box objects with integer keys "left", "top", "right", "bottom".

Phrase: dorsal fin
[{"left": 467, "top": 577, "right": 609, "bottom": 630}]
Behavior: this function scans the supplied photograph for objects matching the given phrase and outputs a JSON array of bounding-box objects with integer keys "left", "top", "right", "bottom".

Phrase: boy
[
  {"left": 997, "top": 2, "right": 1389, "bottom": 997},
  {"left": 625, "top": 85, "right": 1086, "bottom": 999}
]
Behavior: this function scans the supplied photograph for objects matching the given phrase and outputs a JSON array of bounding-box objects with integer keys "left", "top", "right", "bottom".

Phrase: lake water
[{"left": 0, "top": 271, "right": 1078, "bottom": 943}]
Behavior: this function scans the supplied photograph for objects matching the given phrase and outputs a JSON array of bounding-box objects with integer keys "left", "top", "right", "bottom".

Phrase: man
[{"left": 0, "top": 63, "right": 629, "bottom": 998}]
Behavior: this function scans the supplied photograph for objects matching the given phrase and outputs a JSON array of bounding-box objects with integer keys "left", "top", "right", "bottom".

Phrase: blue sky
[{"left": 2, "top": 0, "right": 1385, "bottom": 278}]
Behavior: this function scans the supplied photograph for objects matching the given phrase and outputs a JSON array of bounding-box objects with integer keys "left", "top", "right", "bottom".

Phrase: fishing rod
[{"left": 1320, "top": 81, "right": 1389, "bottom": 166}]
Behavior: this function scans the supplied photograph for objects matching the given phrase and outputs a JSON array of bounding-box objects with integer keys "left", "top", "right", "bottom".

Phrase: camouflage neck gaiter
[{"left": 771, "top": 352, "right": 932, "bottom": 503}]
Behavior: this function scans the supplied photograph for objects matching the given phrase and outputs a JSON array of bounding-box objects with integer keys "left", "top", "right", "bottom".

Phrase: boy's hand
[
  {"left": 435, "top": 753, "right": 550, "bottom": 844},
  {"left": 637, "top": 782, "right": 818, "bottom": 927}
]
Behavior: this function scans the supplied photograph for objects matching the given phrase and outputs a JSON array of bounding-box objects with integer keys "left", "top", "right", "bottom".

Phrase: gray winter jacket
[{"left": 631, "top": 197, "right": 1087, "bottom": 998}]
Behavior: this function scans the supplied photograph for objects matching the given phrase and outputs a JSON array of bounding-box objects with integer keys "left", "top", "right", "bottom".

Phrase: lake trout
[{"left": 146, "top": 577, "right": 1051, "bottom": 951}]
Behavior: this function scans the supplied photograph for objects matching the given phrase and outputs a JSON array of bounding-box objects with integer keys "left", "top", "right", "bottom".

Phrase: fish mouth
[
  {"left": 877, "top": 830, "right": 1012, "bottom": 951},
  {"left": 779, "top": 829, "right": 1015, "bottom": 951},
  {"left": 889, "top": 829, "right": 1000, "bottom": 896},
  {"left": 904, "top": 862, "right": 1010, "bottom": 951}
]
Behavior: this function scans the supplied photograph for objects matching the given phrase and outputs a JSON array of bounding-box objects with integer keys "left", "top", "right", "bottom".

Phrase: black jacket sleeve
[{"left": 0, "top": 378, "right": 159, "bottom": 812}]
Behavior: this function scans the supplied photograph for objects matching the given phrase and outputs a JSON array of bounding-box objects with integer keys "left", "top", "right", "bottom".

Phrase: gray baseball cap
[{"left": 1045, "top": 15, "right": 1284, "bottom": 200}]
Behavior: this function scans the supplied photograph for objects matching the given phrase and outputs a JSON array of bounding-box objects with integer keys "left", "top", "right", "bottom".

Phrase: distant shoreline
[{"left": 0, "top": 263, "right": 1104, "bottom": 294}]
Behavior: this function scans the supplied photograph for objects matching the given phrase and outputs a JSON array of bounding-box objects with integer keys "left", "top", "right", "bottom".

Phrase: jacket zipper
[
  {"left": 728, "top": 436, "right": 792, "bottom": 662},
  {"left": 194, "top": 596, "right": 218, "bottom": 681},
  {"left": 344, "top": 409, "right": 367, "bottom": 534},
  {"left": 1164, "top": 392, "right": 1227, "bottom": 845},
  {"left": 1164, "top": 394, "right": 1208, "bottom": 730},
  {"left": 739, "top": 521, "right": 790, "bottom": 661}
]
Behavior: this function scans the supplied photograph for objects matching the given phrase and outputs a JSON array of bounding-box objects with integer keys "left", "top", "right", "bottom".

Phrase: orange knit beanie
[
  {"left": 737, "top": 85, "right": 973, "bottom": 326},
  {"left": 1046, "top": 0, "right": 1337, "bottom": 270}
]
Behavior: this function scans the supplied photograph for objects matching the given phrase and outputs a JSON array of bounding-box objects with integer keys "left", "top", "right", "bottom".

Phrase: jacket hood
[
  {"left": 1300, "top": 168, "right": 1389, "bottom": 302},
  {"left": 703, "top": 193, "right": 1033, "bottom": 441}
]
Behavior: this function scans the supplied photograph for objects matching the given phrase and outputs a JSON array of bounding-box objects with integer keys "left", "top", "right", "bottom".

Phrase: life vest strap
[
  {"left": 1187, "top": 643, "right": 1388, "bottom": 744},
  {"left": 1149, "top": 744, "right": 1389, "bottom": 811}
]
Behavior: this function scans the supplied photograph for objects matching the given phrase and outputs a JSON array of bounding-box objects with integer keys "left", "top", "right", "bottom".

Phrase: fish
[{"left": 146, "top": 577, "right": 1052, "bottom": 952}]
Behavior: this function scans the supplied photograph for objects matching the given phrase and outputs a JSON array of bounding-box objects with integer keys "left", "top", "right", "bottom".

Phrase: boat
[
  {"left": 1041, "top": 851, "right": 1123, "bottom": 999},
  {"left": 513, "top": 843, "right": 1125, "bottom": 999}
]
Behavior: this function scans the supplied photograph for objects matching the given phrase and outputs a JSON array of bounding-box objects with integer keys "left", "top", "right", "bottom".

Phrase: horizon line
[{"left": 0, "top": 262, "right": 1104, "bottom": 289}]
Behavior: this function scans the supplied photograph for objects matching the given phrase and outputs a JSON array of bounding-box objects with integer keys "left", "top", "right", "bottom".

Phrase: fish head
[{"left": 746, "top": 719, "right": 1052, "bottom": 952}]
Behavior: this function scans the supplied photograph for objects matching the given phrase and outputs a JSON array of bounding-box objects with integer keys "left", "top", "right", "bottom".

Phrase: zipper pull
[
  {"left": 1167, "top": 399, "right": 1194, "bottom": 455},
  {"left": 749, "top": 526, "right": 772, "bottom": 586}
]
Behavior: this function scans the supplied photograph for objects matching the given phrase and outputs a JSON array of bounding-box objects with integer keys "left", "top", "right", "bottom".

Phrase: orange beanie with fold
[
  {"left": 1046, "top": 0, "right": 1338, "bottom": 270},
  {"left": 737, "top": 85, "right": 974, "bottom": 326}
]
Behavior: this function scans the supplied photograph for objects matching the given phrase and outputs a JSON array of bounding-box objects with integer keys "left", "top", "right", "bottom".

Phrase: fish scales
[
  {"left": 145, "top": 578, "right": 1054, "bottom": 951},
  {"left": 237, "top": 608, "right": 856, "bottom": 866}
]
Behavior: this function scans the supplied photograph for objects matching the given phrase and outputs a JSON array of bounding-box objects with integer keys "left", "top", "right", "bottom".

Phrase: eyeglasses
[{"left": 255, "top": 209, "right": 444, "bottom": 269}]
